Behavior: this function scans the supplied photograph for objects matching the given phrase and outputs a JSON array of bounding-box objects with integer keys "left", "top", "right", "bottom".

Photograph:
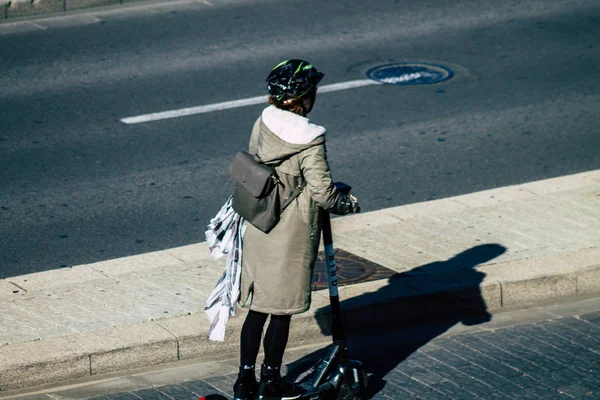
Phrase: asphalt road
[{"left": 1, "top": 0, "right": 599, "bottom": 278}]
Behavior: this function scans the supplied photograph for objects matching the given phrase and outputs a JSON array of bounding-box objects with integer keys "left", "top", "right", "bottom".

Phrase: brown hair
[{"left": 268, "top": 88, "right": 316, "bottom": 117}]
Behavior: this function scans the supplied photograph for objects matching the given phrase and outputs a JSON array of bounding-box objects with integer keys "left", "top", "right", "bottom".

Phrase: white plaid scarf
[{"left": 204, "top": 195, "right": 246, "bottom": 341}]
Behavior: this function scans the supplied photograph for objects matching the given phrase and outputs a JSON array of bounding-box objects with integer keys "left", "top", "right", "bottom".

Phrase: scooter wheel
[{"left": 337, "top": 368, "right": 368, "bottom": 400}]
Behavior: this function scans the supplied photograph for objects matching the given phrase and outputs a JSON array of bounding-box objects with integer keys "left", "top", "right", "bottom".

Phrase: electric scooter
[
  {"left": 201, "top": 183, "right": 367, "bottom": 400},
  {"left": 290, "top": 190, "right": 368, "bottom": 400}
]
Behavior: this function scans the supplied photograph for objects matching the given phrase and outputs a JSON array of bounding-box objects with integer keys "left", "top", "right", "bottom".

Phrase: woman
[{"left": 233, "top": 59, "right": 360, "bottom": 400}]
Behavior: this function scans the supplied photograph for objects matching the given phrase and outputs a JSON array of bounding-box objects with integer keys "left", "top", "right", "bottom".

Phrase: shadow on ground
[{"left": 286, "top": 243, "right": 507, "bottom": 399}]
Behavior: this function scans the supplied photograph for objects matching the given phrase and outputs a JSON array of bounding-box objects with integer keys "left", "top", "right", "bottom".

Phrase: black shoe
[
  {"left": 258, "top": 364, "right": 305, "bottom": 400},
  {"left": 233, "top": 366, "right": 258, "bottom": 400}
]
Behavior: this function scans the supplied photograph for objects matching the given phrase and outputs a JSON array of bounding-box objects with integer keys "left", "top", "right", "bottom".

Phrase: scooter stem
[{"left": 320, "top": 209, "right": 348, "bottom": 362}]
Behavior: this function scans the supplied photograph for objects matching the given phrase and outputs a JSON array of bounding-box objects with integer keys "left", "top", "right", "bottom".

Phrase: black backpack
[{"left": 228, "top": 151, "right": 305, "bottom": 233}]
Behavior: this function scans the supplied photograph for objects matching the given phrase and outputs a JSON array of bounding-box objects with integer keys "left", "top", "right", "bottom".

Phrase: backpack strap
[{"left": 280, "top": 180, "right": 307, "bottom": 212}]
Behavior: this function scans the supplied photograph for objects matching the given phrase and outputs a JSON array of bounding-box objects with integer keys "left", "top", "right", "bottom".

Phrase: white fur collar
[{"left": 262, "top": 105, "right": 326, "bottom": 145}]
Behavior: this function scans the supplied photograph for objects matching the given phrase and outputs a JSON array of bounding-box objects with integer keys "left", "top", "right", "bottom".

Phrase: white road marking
[
  {"left": 121, "top": 79, "right": 380, "bottom": 124},
  {"left": 29, "top": 21, "right": 48, "bottom": 30}
]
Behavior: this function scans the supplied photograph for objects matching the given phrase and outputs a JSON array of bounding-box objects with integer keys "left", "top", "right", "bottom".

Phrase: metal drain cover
[
  {"left": 312, "top": 249, "right": 397, "bottom": 291},
  {"left": 366, "top": 62, "right": 453, "bottom": 85}
]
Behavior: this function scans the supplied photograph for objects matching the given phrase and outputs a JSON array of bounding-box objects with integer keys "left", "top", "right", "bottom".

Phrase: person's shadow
[{"left": 285, "top": 243, "right": 507, "bottom": 398}]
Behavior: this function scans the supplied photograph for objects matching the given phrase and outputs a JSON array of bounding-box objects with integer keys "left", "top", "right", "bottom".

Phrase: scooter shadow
[{"left": 285, "top": 243, "right": 507, "bottom": 399}]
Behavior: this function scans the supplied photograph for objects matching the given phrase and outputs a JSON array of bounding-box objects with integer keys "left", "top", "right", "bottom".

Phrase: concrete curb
[
  {"left": 0, "top": 0, "right": 261, "bottom": 21},
  {"left": 1, "top": 260, "right": 599, "bottom": 392},
  {"left": 1, "top": 170, "right": 599, "bottom": 393},
  {"left": 3, "top": 0, "right": 151, "bottom": 20}
]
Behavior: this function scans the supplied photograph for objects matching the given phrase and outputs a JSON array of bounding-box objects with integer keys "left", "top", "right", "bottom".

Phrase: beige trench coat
[{"left": 239, "top": 117, "right": 353, "bottom": 315}]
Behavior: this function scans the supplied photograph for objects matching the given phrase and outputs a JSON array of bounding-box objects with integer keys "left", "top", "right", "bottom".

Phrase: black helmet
[{"left": 266, "top": 59, "right": 325, "bottom": 101}]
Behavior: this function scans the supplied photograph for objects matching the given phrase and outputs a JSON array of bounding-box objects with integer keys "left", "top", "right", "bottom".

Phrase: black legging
[{"left": 240, "top": 310, "right": 291, "bottom": 368}]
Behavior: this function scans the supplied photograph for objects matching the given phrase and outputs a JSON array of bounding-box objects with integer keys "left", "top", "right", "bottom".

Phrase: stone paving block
[
  {"left": 337, "top": 282, "right": 428, "bottom": 333},
  {"left": 494, "top": 382, "right": 540, "bottom": 398},
  {"left": 104, "top": 393, "right": 140, "bottom": 400},
  {"left": 583, "top": 170, "right": 600, "bottom": 182},
  {"left": 511, "top": 200, "right": 594, "bottom": 244},
  {"left": 413, "top": 388, "right": 449, "bottom": 399},
  {"left": 0, "top": 280, "right": 23, "bottom": 297},
  {"left": 441, "top": 389, "right": 480, "bottom": 400},
  {"left": 7, "top": 266, "right": 109, "bottom": 291},
  {"left": 452, "top": 185, "right": 536, "bottom": 207},
  {"left": 484, "top": 391, "right": 513, "bottom": 399},
  {"left": 153, "top": 313, "right": 242, "bottom": 361},
  {"left": 331, "top": 209, "right": 401, "bottom": 231},
  {"left": 3, "top": 301, "right": 73, "bottom": 334},
  {"left": 579, "top": 311, "right": 600, "bottom": 326},
  {"left": 164, "top": 242, "right": 215, "bottom": 264},
  {"left": 337, "top": 225, "right": 405, "bottom": 251},
  {"left": 151, "top": 383, "right": 198, "bottom": 400},
  {"left": 413, "top": 241, "right": 470, "bottom": 263},
  {"left": 522, "top": 325, "right": 598, "bottom": 364},
  {"left": 554, "top": 317, "right": 599, "bottom": 338},
  {"left": 424, "top": 345, "right": 471, "bottom": 369},
  {"left": 429, "top": 379, "right": 463, "bottom": 396},
  {"left": 540, "top": 297, "right": 600, "bottom": 319},
  {"left": 389, "top": 372, "right": 438, "bottom": 396},
  {"left": 461, "top": 222, "right": 532, "bottom": 254},
  {"left": 502, "top": 331, "right": 584, "bottom": 368},
  {"left": 386, "top": 246, "right": 443, "bottom": 270},
  {"left": 521, "top": 362, "right": 563, "bottom": 381},
  {"left": 524, "top": 383, "right": 571, "bottom": 398},
  {"left": 0, "top": 329, "right": 40, "bottom": 345},
  {"left": 66, "top": 290, "right": 155, "bottom": 324},
  {"left": 538, "top": 320, "right": 600, "bottom": 347},
  {"left": 461, "top": 378, "right": 496, "bottom": 396},
  {"left": 445, "top": 339, "right": 523, "bottom": 377},
  {"left": 129, "top": 387, "right": 174, "bottom": 400},
  {"left": 502, "top": 373, "right": 539, "bottom": 390},
  {"left": 368, "top": 222, "right": 423, "bottom": 245},
  {"left": 575, "top": 265, "right": 600, "bottom": 296},
  {"left": 129, "top": 268, "right": 210, "bottom": 302},
  {"left": 335, "top": 235, "right": 425, "bottom": 272},
  {"left": 397, "top": 364, "right": 445, "bottom": 386},
  {"left": 422, "top": 280, "right": 502, "bottom": 316},
  {"left": 386, "top": 197, "right": 469, "bottom": 219},
  {"left": 87, "top": 251, "right": 184, "bottom": 277},
  {"left": 387, "top": 217, "right": 447, "bottom": 241},
  {"left": 480, "top": 256, "right": 578, "bottom": 307},
  {"left": 0, "top": 336, "right": 89, "bottom": 391},
  {"left": 178, "top": 379, "right": 225, "bottom": 398},
  {"left": 558, "top": 383, "right": 596, "bottom": 398},
  {"left": 475, "top": 332, "right": 549, "bottom": 368},
  {"left": 523, "top": 173, "right": 599, "bottom": 195},
  {"left": 551, "top": 193, "right": 600, "bottom": 220},
  {"left": 70, "top": 321, "right": 178, "bottom": 375},
  {"left": 74, "top": 290, "right": 151, "bottom": 321},
  {"left": 203, "top": 375, "right": 235, "bottom": 398}
]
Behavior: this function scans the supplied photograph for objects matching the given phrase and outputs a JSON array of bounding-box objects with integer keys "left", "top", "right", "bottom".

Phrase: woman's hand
[{"left": 349, "top": 194, "right": 361, "bottom": 213}]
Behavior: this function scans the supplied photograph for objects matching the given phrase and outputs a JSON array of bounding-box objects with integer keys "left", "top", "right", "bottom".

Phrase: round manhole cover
[
  {"left": 366, "top": 62, "right": 454, "bottom": 85},
  {"left": 312, "top": 249, "right": 397, "bottom": 291}
]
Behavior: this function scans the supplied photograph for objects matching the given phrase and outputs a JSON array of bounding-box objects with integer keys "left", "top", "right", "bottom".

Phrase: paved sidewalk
[{"left": 1, "top": 170, "right": 599, "bottom": 392}]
